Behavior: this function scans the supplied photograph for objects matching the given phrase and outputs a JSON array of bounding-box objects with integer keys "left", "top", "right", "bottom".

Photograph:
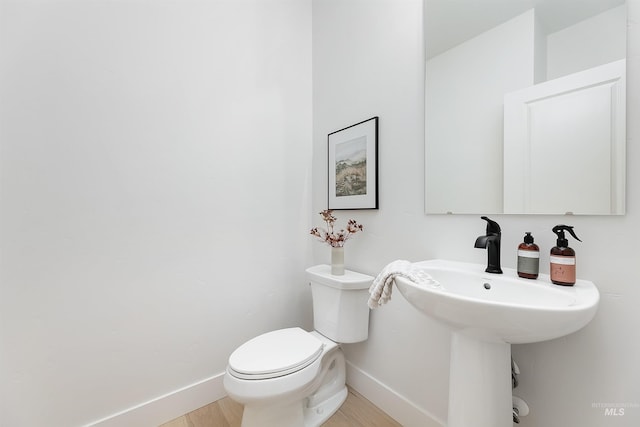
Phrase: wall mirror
[{"left": 424, "top": 0, "right": 626, "bottom": 215}]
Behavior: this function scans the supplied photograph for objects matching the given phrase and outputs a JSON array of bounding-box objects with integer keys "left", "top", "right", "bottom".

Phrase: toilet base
[
  {"left": 241, "top": 400, "right": 304, "bottom": 427},
  {"left": 303, "top": 386, "right": 348, "bottom": 427},
  {"left": 241, "top": 386, "right": 347, "bottom": 427},
  {"left": 235, "top": 344, "right": 347, "bottom": 427}
]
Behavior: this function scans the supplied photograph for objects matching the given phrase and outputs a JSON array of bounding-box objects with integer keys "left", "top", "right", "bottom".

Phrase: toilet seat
[{"left": 228, "top": 327, "right": 324, "bottom": 380}]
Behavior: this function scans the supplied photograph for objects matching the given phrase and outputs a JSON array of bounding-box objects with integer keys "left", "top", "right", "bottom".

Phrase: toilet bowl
[
  {"left": 223, "top": 265, "right": 373, "bottom": 427},
  {"left": 224, "top": 328, "right": 347, "bottom": 427}
]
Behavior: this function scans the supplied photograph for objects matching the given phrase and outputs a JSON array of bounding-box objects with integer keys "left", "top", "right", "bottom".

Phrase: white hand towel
[{"left": 368, "top": 260, "right": 439, "bottom": 309}]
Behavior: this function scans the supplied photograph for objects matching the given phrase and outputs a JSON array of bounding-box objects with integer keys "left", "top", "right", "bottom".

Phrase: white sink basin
[
  {"left": 394, "top": 259, "right": 599, "bottom": 343},
  {"left": 394, "top": 259, "right": 600, "bottom": 427}
]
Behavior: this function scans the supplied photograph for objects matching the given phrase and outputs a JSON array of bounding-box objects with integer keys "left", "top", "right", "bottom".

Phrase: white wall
[
  {"left": 534, "top": 11, "right": 548, "bottom": 83},
  {"left": 0, "top": 1, "right": 312, "bottom": 426},
  {"left": 313, "top": 0, "right": 640, "bottom": 426},
  {"left": 425, "top": 10, "right": 535, "bottom": 214},
  {"left": 313, "top": 1, "right": 450, "bottom": 423},
  {"left": 547, "top": 4, "right": 627, "bottom": 80}
]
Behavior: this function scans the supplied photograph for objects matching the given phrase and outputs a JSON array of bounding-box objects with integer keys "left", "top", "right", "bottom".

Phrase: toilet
[{"left": 223, "top": 264, "right": 373, "bottom": 427}]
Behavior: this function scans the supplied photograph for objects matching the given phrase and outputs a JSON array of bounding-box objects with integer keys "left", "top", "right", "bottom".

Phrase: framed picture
[{"left": 328, "top": 117, "right": 378, "bottom": 210}]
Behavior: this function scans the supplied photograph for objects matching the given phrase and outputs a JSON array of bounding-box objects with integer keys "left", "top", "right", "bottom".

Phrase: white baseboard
[
  {"left": 83, "top": 363, "right": 444, "bottom": 427},
  {"left": 345, "top": 361, "right": 445, "bottom": 427},
  {"left": 83, "top": 372, "right": 226, "bottom": 427}
]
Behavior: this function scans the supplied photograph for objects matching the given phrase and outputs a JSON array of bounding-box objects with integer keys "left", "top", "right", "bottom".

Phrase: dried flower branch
[{"left": 310, "top": 209, "right": 363, "bottom": 248}]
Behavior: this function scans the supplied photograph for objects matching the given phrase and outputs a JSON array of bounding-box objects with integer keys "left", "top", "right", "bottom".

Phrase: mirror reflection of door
[
  {"left": 424, "top": 0, "right": 626, "bottom": 215},
  {"left": 504, "top": 60, "right": 625, "bottom": 214}
]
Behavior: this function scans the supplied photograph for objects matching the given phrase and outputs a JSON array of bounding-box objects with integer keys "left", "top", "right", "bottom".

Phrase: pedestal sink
[{"left": 394, "top": 259, "right": 599, "bottom": 427}]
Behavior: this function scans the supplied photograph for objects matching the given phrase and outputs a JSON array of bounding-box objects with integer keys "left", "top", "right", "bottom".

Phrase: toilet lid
[{"left": 228, "top": 328, "right": 324, "bottom": 380}]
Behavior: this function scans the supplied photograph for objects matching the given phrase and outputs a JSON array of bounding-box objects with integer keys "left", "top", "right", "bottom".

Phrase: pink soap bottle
[{"left": 550, "top": 225, "right": 581, "bottom": 286}]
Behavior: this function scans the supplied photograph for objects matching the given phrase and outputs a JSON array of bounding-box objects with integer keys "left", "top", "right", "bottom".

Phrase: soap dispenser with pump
[
  {"left": 517, "top": 232, "right": 539, "bottom": 279},
  {"left": 550, "top": 225, "right": 581, "bottom": 286}
]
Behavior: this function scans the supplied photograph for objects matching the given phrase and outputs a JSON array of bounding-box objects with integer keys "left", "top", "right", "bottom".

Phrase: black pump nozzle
[
  {"left": 552, "top": 225, "right": 581, "bottom": 248},
  {"left": 524, "top": 232, "right": 534, "bottom": 244},
  {"left": 481, "top": 216, "right": 501, "bottom": 235}
]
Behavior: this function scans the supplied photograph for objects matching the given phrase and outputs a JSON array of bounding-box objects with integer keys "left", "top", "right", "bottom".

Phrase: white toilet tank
[{"left": 305, "top": 265, "right": 373, "bottom": 343}]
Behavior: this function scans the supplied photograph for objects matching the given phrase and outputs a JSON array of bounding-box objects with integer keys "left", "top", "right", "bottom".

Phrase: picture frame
[{"left": 328, "top": 117, "right": 378, "bottom": 210}]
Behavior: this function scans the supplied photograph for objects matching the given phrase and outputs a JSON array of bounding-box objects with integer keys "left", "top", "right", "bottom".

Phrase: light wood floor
[{"left": 159, "top": 387, "right": 401, "bottom": 427}]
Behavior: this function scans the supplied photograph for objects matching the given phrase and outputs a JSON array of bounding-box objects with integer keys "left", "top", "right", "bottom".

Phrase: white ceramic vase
[{"left": 331, "top": 246, "right": 345, "bottom": 275}]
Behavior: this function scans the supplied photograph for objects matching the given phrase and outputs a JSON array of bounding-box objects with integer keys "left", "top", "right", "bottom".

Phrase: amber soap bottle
[
  {"left": 517, "top": 232, "right": 539, "bottom": 279},
  {"left": 550, "top": 225, "right": 582, "bottom": 286}
]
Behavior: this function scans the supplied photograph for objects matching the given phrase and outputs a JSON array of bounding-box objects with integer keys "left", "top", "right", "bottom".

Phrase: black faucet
[{"left": 474, "top": 216, "right": 502, "bottom": 274}]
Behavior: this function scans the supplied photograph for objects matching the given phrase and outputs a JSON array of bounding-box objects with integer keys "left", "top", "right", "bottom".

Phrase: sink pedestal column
[{"left": 448, "top": 332, "right": 512, "bottom": 427}]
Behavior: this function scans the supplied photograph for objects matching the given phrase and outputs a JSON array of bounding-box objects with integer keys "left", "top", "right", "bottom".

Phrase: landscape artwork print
[
  {"left": 335, "top": 136, "right": 367, "bottom": 197},
  {"left": 327, "top": 116, "right": 377, "bottom": 210}
]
